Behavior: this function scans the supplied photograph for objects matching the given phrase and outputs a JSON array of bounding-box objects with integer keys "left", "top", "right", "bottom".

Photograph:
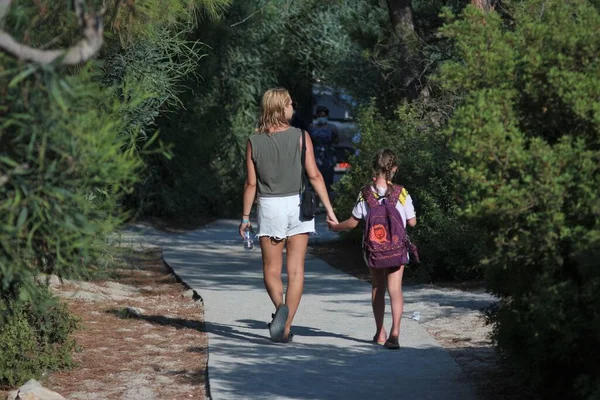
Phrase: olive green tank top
[{"left": 249, "top": 127, "right": 303, "bottom": 197}]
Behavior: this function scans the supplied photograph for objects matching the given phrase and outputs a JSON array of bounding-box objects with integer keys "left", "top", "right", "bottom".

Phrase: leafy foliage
[
  {"left": 1, "top": 0, "right": 231, "bottom": 386},
  {"left": 0, "top": 62, "right": 142, "bottom": 307},
  {"left": 440, "top": 1, "right": 600, "bottom": 396},
  {"left": 141, "top": 0, "right": 474, "bottom": 220},
  {"left": 143, "top": 0, "right": 362, "bottom": 218},
  {"left": 318, "top": 0, "right": 468, "bottom": 111}
]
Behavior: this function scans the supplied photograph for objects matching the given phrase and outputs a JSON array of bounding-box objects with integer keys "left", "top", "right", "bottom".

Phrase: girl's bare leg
[
  {"left": 386, "top": 266, "right": 405, "bottom": 340},
  {"left": 370, "top": 267, "right": 387, "bottom": 343}
]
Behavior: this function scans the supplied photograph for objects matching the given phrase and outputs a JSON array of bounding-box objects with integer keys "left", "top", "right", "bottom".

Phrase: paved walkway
[{"left": 120, "top": 218, "right": 477, "bottom": 400}]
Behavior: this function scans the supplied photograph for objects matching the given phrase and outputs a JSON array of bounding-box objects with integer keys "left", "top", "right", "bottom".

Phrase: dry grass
[{"left": 43, "top": 248, "right": 208, "bottom": 400}]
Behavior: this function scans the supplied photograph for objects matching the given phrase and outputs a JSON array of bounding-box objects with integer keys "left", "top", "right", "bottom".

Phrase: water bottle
[{"left": 243, "top": 226, "right": 254, "bottom": 250}]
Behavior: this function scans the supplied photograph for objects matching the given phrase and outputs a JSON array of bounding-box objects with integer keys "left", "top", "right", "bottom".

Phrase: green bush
[
  {"left": 335, "top": 102, "right": 485, "bottom": 281},
  {"left": 440, "top": 1, "right": 600, "bottom": 397},
  {"left": 0, "top": 63, "right": 143, "bottom": 307},
  {"left": 0, "top": 289, "right": 78, "bottom": 389},
  {"left": 0, "top": 0, "right": 226, "bottom": 310},
  {"left": 1, "top": 0, "right": 225, "bottom": 384},
  {"left": 0, "top": 61, "right": 138, "bottom": 386}
]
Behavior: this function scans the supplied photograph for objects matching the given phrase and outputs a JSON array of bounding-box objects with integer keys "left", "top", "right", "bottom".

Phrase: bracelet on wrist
[{"left": 242, "top": 219, "right": 250, "bottom": 224}]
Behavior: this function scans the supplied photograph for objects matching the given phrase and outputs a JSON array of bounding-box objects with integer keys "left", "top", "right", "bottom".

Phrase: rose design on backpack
[{"left": 369, "top": 224, "right": 389, "bottom": 244}]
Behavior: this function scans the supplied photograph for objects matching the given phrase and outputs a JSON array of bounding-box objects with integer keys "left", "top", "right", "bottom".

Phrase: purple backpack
[{"left": 362, "top": 185, "right": 419, "bottom": 268}]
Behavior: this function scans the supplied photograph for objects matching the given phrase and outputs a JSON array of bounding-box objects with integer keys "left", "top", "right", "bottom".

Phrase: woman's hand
[
  {"left": 239, "top": 221, "right": 251, "bottom": 239},
  {"left": 326, "top": 210, "right": 339, "bottom": 225}
]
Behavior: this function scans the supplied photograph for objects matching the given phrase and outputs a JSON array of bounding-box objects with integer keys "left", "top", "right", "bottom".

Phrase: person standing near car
[
  {"left": 309, "top": 106, "right": 339, "bottom": 198},
  {"left": 239, "top": 88, "right": 338, "bottom": 343}
]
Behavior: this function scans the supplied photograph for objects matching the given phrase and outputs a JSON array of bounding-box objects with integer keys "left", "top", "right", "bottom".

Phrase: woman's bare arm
[{"left": 240, "top": 140, "right": 257, "bottom": 238}]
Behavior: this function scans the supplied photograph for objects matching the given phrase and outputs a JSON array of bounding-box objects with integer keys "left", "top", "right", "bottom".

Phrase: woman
[{"left": 239, "top": 88, "right": 338, "bottom": 343}]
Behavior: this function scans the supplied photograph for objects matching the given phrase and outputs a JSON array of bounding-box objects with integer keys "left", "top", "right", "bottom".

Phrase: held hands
[
  {"left": 326, "top": 219, "right": 338, "bottom": 232},
  {"left": 327, "top": 213, "right": 360, "bottom": 232},
  {"left": 326, "top": 210, "right": 339, "bottom": 231},
  {"left": 327, "top": 219, "right": 340, "bottom": 232}
]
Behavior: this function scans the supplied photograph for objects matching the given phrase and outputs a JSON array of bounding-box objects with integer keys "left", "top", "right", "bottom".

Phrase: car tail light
[{"left": 337, "top": 162, "right": 351, "bottom": 169}]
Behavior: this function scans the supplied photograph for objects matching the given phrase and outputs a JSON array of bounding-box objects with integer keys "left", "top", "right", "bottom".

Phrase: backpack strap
[
  {"left": 361, "top": 185, "right": 380, "bottom": 208},
  {"left": 387, "top": 185, "right": 404, "bottom": 207},
  {"left": 398, "top": 187, "right": 408, "bottom": 206}
]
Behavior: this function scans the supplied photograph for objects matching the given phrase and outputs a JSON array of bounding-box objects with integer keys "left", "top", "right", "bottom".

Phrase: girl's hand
[
  {"left": 239, "top": 221, "right": 251, "bottom": 239},
  {"left": 326, "top": 219, "right": 337, "bottom": 232}
]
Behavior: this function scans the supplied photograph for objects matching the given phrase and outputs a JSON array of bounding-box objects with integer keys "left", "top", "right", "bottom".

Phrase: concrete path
[{"left": 119, "top": 218, "right": 477, "bottom": 400}]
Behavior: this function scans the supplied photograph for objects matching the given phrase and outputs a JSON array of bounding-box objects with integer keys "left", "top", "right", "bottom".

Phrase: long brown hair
[
  {"left": 257, "top": 88, "right": 291, "bottom": 134},
  {"left": 372, "top": 148, "right": 398, "bottom": 195}
]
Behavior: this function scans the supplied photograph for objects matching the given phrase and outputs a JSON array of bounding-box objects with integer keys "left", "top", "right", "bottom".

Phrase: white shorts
[{"left": 257, "top": 194, "right": 315, "bottom": 240}]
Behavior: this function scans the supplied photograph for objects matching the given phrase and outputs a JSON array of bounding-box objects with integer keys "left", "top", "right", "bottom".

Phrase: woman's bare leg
[
  {"left": 260, "top": 237, "right": 286, "bottom": 308},
  {"left": 284, "top": 233, "right": 308, "bottom": 336}
]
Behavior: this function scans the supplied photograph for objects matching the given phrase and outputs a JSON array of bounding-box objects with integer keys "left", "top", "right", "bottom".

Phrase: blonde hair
[{"left": 257, "top": 88, "right": 291, "bottom": 134}]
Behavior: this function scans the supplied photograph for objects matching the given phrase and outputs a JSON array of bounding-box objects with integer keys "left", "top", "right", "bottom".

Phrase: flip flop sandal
[
  {"left": 384, "top": 337, "right": 400, "bottom": 350},
  {"left": 268, "top": 305, "right": 289, "bottom": 342},
  {"left": 372, "top": 335, "right": 386, "bottom": 345}
]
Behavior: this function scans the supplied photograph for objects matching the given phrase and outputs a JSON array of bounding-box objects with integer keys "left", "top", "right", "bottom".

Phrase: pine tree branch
[{"left": 0, "top": 0, "right": 104, "bottom": 65}]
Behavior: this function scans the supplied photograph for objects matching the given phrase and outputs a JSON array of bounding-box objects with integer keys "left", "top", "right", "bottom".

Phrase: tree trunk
[
  {"left": 471, "top": 0, "right": 494, "bottom": 12},
  {"left": 385, "top": 0, "right": 422, "bottom": 100},
  {"left": 386, "top": 0, "right": 415, "bottom": 34}
]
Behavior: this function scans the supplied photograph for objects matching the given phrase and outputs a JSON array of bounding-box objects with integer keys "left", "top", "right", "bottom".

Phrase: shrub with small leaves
[
  {"left": 0, "top": 288, "right": 78, "bottom": 389},
  {"left": 1, "top": 0, "right": 229, "bottom": 386},
  {"left": 440, "top": 1, "right": 600, "bottom": 397}
]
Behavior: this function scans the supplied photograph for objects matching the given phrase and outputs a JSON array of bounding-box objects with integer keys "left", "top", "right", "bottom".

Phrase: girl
[{"left": 327, "top": 149, "right": 416, "bottom": 349}]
